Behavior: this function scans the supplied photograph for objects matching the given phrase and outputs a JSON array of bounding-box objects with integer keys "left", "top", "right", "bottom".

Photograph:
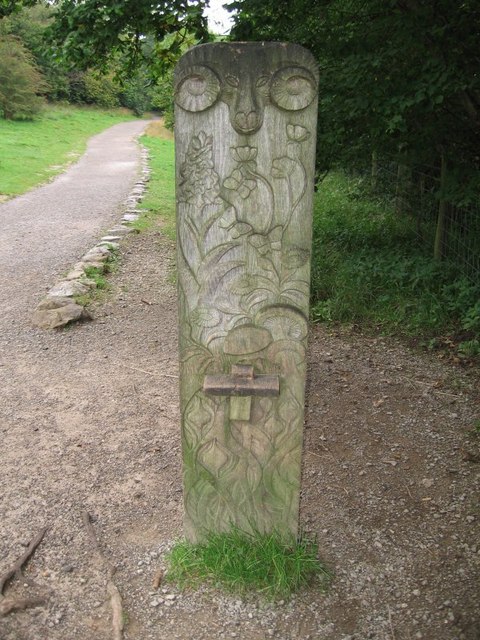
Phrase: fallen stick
[
  {"left": 81, "top": 510, "right": 124, "bottom": 640},
  {"left": 152, "top": 568, "right": 164, "bottom": 590},
  {"left": 0, "top": 527, "right": 48, "bottom": 595},
  {"left": 123, "top": 363, "right": 178, "bottom": 379}
]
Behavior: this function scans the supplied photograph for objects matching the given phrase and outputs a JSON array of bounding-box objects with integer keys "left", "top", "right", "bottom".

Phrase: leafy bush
[
  {"left": 0, "top": 34, "right": 46, "bottom": 119},
  {"left": 150, "top": 71, "right": 174, "bottom": 129},
  {"left": 120, "top": 69, "right": 153, "bottom": 116},
  {"left": 83, "top": 69, "right": 120, "bottom": 108},
  {"left": 311, "top": 172, "right": 480, "bottom": 344}
]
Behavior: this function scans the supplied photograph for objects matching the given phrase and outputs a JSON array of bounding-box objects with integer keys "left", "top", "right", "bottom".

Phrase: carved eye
[
  {"left": 256, "top": 75, "right": 269, "bottom": 88},
  {"left": 175, "top": 65, "right": 221, "bottom": 112},
  {"left": 270, "top": 66, "right": 316, "bottom": 111},
  {"left": 225, "top": 74, "right": 239, "bottom": 88}
]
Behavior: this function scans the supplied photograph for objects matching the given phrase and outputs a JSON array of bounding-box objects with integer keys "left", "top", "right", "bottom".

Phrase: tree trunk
[{"left": 371, "top": 150, "right": 378, "bottom": 191}]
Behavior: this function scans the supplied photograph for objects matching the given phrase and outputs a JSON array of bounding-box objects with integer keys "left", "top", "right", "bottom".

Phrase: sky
[{"left": 204, "top": 0, "right": 235, "bottom": 35}]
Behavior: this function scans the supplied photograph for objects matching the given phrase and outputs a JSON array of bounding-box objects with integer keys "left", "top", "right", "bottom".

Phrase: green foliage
[
  {"left": 149, "top": 31, "right": 199, "bottom": 127},
  {"left": 311, "top": 173, "right": 480, "bottom": 344},
  {"left": 0, "top": 0, "right": 36, "bottom": 19},
  {"left": 83, "top": 266, "right": 109, "bottom": 290},
  {"left": 0, "top": 104, "right": 135, "bottom": 196},
  {"left": 0, "top": 33, "right": 46, "bottom": 119},
  {"left": 470, "top": 420, "right": 480, "bottom": 438},
  {"left": 150, "top": 69, "right": 174, "bottom": 127},
  {"left": 229, "top": 0, "right": 480, "bottom": 192},
  {"left": 46, "top": 0, "right": 209, "bottom": 77},
  {"left": 458, "top": 339, "right": 480, "bottom": 358},
  {"left": 83, "top": 69, "right": 120, "bottom": 108},
  {"left": 0, "top": 3, "right": 70, "bottom": 100},
  {"left": 120, "top": 68, "right": 153, "bottom": 116},
  {"left": 165, "top": 528, "right": 331, "bottom": 600}
]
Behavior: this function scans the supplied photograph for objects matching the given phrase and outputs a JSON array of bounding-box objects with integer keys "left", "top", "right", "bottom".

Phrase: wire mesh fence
[{"left": 351, "top": 157, "right": 480, "bottom": 284}]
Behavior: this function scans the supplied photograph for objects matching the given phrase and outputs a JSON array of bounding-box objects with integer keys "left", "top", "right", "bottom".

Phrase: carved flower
[
  {"left": 190, "top": 306, "right": 221, "bottom": 328},
  {"left": 223, "top": 169, "right": 257, "bottom": 199},
  {"left": 178, "top": 132, "right": 221, "bottom": 206},
  {"left": 223, "top": 324, "right": 272, "bottom": 355},
  {"left": 256, "top": 305, "right": 308, "bottom": 341},
  {"left": 271, "top": 156, "right": 297, "bottom": 179},
  {"left": 218, "top": 208, "right": 252, "bottom": 237},
  {"left": 230, "top": 273, "right": 259, "bottom": 295},
  {"left": 231, "top": 146, "right": 258, "bottom": 163},
  {"left": 286, "top": 124, "right": 310, "bottom": 142}
]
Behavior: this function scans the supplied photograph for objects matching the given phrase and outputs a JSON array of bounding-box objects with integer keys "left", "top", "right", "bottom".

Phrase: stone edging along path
[{"left": 31, "top": 146, "right": 151, "bottom": 330}]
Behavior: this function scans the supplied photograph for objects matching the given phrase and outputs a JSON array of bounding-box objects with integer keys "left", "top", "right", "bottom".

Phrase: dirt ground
[{"left": 0, "top": 213, "right": 479, "bottom": 639}]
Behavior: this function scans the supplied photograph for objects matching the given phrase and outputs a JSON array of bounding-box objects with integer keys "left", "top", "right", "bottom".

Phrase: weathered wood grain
[{"left": 174, "top": 42, "right": 318, "bottom": 541}]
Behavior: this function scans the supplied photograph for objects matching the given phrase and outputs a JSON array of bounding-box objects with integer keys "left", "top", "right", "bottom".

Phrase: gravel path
[
  {"left": 0, "top": 122, "right": 479, "bottom": 640},
  {"left": 0, "top": 119, "right": 148, "bottom": 321}
]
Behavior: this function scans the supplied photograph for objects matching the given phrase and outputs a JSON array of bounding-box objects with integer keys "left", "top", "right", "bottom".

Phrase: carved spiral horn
[
  {"left": 270, "top": 66, "right": 317, "bottom": 111},
  {"left": 175, "top": 65, "right": 221, "bottom": 113}
]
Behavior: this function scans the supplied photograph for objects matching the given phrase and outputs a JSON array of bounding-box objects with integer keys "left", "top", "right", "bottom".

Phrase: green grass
[
  {"left": 0, "top": 104, "right": 136, "bottom": 197},
  {"left": 165, "top": 528, "right": 331, "bottom": 600},
  {"left": 74, "top": 247, "right": 120, "bottom": 307},
  {"left": 83, "top": 265, "right": 110, "bottom": 290},
  {"left": 136, "top": 122, "right": 176, "bottom": 239},
  {"left": 311, "top": 172, "right": 480, "bottom": 351}
]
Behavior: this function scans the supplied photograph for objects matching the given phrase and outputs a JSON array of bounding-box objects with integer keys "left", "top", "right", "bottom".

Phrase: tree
[
  {"left": 229, "top": 0, "right": 480, "bottom": 182},
  {"left": 46, "top": 0, "right": 208, "bottom": 77},
  {"left": 0, "top": 0, "right": 36, "bottom": 19},
  {"left": 0, "top": 34, "right": 46, "bottom": 118},
  {"left": 1, "top": 2, "right": 70, "bottom": 100}
]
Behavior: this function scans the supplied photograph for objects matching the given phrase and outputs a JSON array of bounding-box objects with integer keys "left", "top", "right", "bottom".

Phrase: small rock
[
  {"left": 48, "top": 280, "right": 90, "bottom": 298},
  {"left": 61, "top": 564, "right": 74, "bottom": 573},
  {"left": 32, "top": 297, "right": 91, "bottom": 330},
  {"left": 64, "top": 269, "right": 85, "bottom": 280},
  {"left": 98, "top": 241, "right": 120, "bottom": 249},
  {"left": 421, "top": 478, "right": 434, "bottom": 488}
]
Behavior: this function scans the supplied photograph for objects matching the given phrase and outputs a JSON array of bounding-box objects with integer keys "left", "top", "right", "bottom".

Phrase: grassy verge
[
  {"left": 73, "top": 246, "right": 120, "bottom": 308},
  {"left": 311, "top": 172, "right": 480, "bottom": 357},
  {"left": 0, "top": 104, "right": 136, "bottom": 198},
  {"left": 165, "top": 529, "right": 331, "bottom": 600},
  {"left": 136, "top": 120, "right": 176, "bottom": 239}
]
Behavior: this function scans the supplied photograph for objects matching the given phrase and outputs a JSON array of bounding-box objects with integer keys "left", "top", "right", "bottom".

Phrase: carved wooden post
[{"left": 174, "top": 42, "right": 318, "bottom": 542}]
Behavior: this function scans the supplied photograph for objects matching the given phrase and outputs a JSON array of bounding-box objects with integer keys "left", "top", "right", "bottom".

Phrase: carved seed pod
[
  {"left": 175, "top": 65, "right": 221, "bottom": 112},
  {"left": 270, "top": 66, "right": 316, "bottom": 111}
]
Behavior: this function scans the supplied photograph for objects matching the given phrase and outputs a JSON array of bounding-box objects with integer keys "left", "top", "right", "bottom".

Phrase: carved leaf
[
  {"left": 282, "top": 246, "right": 310, "bottom": 269},
  {"left": 184, "top": 394, "right": 216, "bottom": 446},
  {"left": 197, "top": 438, "right": 235, "bottom": 479},
  {"left": 231, "top": 145, "right": 258, "bottom": 162},
  {"left": 271, "top": 156, "right": 297, "bottom": 179},
  {"left": 286, "top": 124, "right": 311, "bottom": 142}
]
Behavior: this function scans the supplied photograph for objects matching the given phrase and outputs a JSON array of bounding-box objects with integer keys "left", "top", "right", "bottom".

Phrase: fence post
[{"left": 434, "top": 154, "right": 447, "bottom": 260}]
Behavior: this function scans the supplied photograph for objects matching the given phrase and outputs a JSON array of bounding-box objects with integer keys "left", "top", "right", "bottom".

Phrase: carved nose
[{"left": 234, "top": 111, "right": 261, "bottom": 133}]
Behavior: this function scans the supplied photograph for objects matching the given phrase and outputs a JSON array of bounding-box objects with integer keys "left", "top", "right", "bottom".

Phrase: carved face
[{"left": 174, "top": 42, "right": 318, "bottom": 135}]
